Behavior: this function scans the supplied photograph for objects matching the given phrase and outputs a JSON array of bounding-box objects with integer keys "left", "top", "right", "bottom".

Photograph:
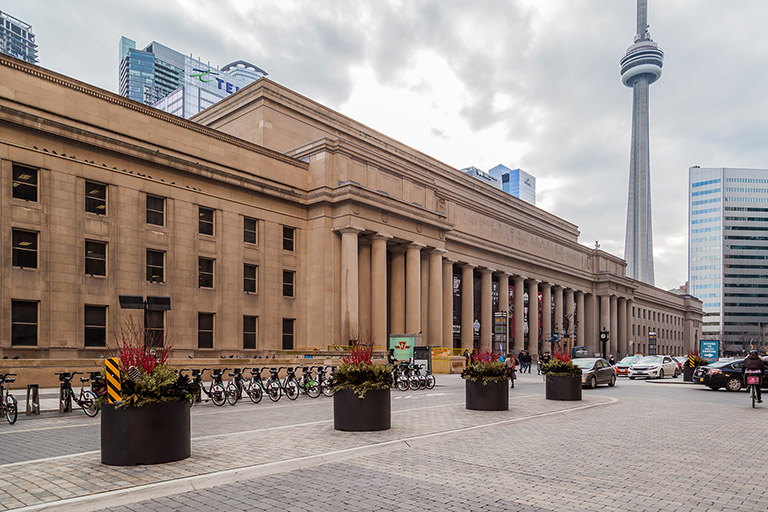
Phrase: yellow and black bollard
[{"left": 105, "top": 357, "right": 121, "bottom": 403}]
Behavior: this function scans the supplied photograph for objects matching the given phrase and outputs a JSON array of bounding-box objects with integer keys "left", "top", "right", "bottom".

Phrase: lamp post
[{"left": 118, "top": 295, "right": 171, "bottom": 347}]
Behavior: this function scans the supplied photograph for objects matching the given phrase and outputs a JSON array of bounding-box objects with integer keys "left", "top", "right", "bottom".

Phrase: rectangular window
[
  {"left": 12, "top": 229, "right": 38, "bottom": 268},
  {"left": 12, "top": 164, "right": 38, "bottom": 201},
  {"left": 85, "top": 181, "right": 107, "bottom": 215},
  {"left": 144, "top": 310, "right": 165, "bottom": 347},
  {"left": 244, "top": 264, "right": 258, "bottom": 293},
  {"left": 146, "top": 195, "right": 165, "bottom": 226},
  {"left": 198, "top": 313, "right": 214, "bottom": 349},
  {"left": 84, "top": 305, "right": 107, "bottom": 347},
  {"left": 243, "top": 315, "right": 258, "bottom": 349},
  {"left": 283, "top": 226, "right": 295, "bottom": 251},
  {"left": 146, "top": 249, "right": 165, "bottom": 283},
  {"left": 244, "top": 217, "right": 258, "bottom": 244},
  {"left": 11, "top": 300, "right": 38, "bottom": 346},
  {"left": 199, "top": 257, "right": 214, "bottom": 288},
  {"left": 282, "top": 270, "right": 295, "bottom": 297},
  {"left": 282, "top": 318, "right": 295, "bottom": 350},
  {"left": 85, "top": 240, "right": 107, "bottom": 276},
  {"left": 198, "top": 207, "right": 214, "bottom": 235}
]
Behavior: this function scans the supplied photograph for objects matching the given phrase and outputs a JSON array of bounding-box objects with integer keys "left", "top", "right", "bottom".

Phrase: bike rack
[
  {"left": 58, "top": 374, "right": 72, "bottom": 413},
  {"left": 26, "top": 384, "right": 40, "bottom": 415}
]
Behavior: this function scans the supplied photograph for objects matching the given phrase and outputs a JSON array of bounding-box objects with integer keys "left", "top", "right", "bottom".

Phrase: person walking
[
  {"left": 505, "top": 352, "right": 517, "bottom": 388},
  {"left": 523, "top": 351, "right": 533, "bottom": 373}
]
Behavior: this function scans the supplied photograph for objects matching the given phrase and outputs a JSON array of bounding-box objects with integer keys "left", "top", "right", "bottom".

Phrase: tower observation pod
[{"left": 620, "top": 0, "right": 663, "bottom": 286}]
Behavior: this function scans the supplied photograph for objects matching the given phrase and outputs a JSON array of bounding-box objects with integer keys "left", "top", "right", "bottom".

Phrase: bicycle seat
[
  {"left": 4, "top": 377, "right": 15, "bottom": 383},
  {"left": 80, "top": 377, "right": 90, "bottom": 383}
]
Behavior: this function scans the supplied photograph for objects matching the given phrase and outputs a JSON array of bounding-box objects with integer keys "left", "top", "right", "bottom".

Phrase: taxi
[{"left": 614, "top": 354, "right": 641, "bottom": 376}]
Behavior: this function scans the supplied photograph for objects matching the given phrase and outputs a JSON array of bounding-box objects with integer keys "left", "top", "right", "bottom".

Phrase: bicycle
[
  {"left": 194, "top": 368, "right": 228, "bottom": 406},
  {"left": 413, "top": 363, "right": 436, "bottom": 390},
  {"left": 395, "top": 362, "right": 412, "bottom": 391},
  {"left": 0, "top": 373, "right": 18, "bottom": 425},
  {"left": 225, "top": 368, "right": 249, "bottom": 406},
  {"left": 265, "top": 367, "right": 299, "bottom": 401},
  {"left": 317, "top": 366, "right": 335, "bottom": 397},
  {"left": 250, "top": 367, "right": 281, "bottom": 402},
  {"left": 744, "top": 369, "right": 763, "bottom": 408},
  {"left": 54, "top": 372, "right": 99, "bottom": 417},
  {"left": 297, "top": 366, "right": 321, "bottom": 398}
]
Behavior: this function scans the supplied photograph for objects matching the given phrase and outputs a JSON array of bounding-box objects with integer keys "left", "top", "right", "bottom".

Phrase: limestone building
[{"left": 0, "top": 54, "right": 702, "bottom": 360}]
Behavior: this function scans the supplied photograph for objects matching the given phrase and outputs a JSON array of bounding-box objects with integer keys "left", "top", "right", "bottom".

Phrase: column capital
[
  {"left": 479, "top": 267, "right": 493, "bottom": 275},
  {"left": 512, "top": 275, "right": 526, "bottom": 283},
  {"left": 407, "top": 242, "right": 426, "bottom": 251},
  {"left": 539, "top": 282, "right": 553, "bottom": 290},
  {"left": 370, "top": 233, "right": 392, "bottom": 242},
  {"left": 526, "top": 278, "right": 541, "bottom": 285},
  {"left": 336, "top": 226, "right": 363, "bottom": 235},
  {"left": 553, "top": 284, "right": 564, "bottom": 291},
  {"left": 460, "top": 262, "right": 476, "bottom": 270},
  {"left": 428, "top": 247, "right": 446, "bottom": 256}
]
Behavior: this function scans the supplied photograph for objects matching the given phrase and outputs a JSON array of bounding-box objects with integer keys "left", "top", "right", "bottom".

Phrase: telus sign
[{"left": 190, "top": 68, "right": 241, "bottom": 94}]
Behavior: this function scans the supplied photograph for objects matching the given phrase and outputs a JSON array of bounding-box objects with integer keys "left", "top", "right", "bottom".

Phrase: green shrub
[
  {"left": 461, "top": 360, "right": 508, "bottom": 385},
  {"left": 330, "top": 362, "right": 393, "bottom": 398}
]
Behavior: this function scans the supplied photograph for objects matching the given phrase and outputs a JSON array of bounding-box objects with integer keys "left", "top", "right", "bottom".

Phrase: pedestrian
[
  {"left": 524, "top": 351, "right": 533, "bottom": 373},
  {"left": 464, "top": 349, "right": 470, "bottom": 367},
  {"left": 505, "top": 352, "right": 517, "bottom": 388},
  {"left": 518, "top": 350, "right": 525, "bottom": 372},
  {"left": 387, "top": 348, "right": 397, "bottom": 365},
  {"left": 608, "top": 354, "right": 616, "bottom": 365}
]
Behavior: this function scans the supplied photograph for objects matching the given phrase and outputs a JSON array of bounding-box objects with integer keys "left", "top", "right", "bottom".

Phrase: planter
[
  {"left": 333, "top": 388, "right": 391, "bottom": 431},
  {"left": 101, "top": 400, "right": 191, "bottom": 466},
  {"left": 683, "top": 366, "right": 695, "bottom": 382},
  {"left": 465, "top": 379, "right": 509, "bottom": 411},
  {"left": 545, "top": 375, "right": 582, "bottom": 401}
]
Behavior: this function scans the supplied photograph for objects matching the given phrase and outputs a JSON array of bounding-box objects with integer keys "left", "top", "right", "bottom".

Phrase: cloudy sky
[{"left": 4, "top": 0, "right": 768, "bottom": 291}]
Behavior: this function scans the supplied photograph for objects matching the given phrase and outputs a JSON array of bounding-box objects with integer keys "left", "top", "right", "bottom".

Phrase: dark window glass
[
  {"left": 282, "top": 270, "right": 295, "bottom": 297},
  {"left": 144, "top": 310, "right": 165, "bottom": 347},
  {"left": 199, "top": 207, "right": 214, "bottom": 235},
  {"left": 282, "top": 318, "right": 295, "bottom": 350},
  {"left": 12, "top": 229, "right": 37, "bottom": 268},
  {"left": 198, "top": 313, "right": 214, "bottom": 349},
  {"left": 84, "top": 305, "right": 107, "bottom": 347},
  {"left": 12, "top": 164, "right": 38, "bottom": 201},
  {"left": 199, "top": 257, "right": 214, "bottom": 288},
  {"left": 85, "top": 240, "right": 107, "bottom": 276},
  {"left": 146, "top": 195, "right": 165, "bottom": 226},
  {"left": 146, "top": 250, "right": 165, "bottom": 283},
  {"left": 243, "top": 315, "right": 257, "bottom": 349},
  {"left": 283, "top": 226, "right": 295, "bottom": 251},
  {"left": 11, "top": 300, "right": 38, "bottom": 346},
  {"left": 244, "top": 217, "right": 258, "bottom": 244},
  {"left": 85, "top": 181, "right": 107, "bottom": 215},
  {"left": 244, "top": 264, "right": 258, "bottom": 293}
]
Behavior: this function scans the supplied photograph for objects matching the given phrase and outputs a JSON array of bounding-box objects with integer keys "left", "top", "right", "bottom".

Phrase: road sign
[
  {"left": 105, "top": 357, "right": 121, "bottom": 403},
  {"left": 700, "top": 340, "right": 719, "bottom": 362}
]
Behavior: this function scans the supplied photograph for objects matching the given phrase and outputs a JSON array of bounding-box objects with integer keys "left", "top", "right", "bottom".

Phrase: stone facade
[{"left": 0, "top": 55, "right": 702, "bottom": 359}]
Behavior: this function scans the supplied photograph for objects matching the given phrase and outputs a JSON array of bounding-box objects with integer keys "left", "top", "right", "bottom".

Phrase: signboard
[
  {"left": 648, "top": 332, "right": 657, "bottom": 356},
  {"left": 700, "top": 340, "right": 719, "bottom": 362},
  {"left": 413, "top": 346, "right": 432, "bottom": 373},
  {"left": 494, "top": 312, "right": 508, "bottom": 353},
  {"left": 389, "top": 333, "right": 417, "bottom": 361}
]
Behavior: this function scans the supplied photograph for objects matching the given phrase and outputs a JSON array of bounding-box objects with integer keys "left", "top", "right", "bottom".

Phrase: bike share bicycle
[
  {"left": 297, "top": 366, "right": 321, "bottom": 398},
  {"left": 185, "top": 368, "right": 228, "bottom": 406},
  {"left": 0, "top": 372, "right": 18, "bottom": 424},
  {"left": 745, "top": 370, "right": 763, "bottom": 408},
  {"left": 264, "top": 367, "right": 299, "bottom": 401},
  {"left": 54, "top": 371, "right": 99, "bottom": 417},
  {"left": 317, "top": 365, "right": 335, "bottom": 397}
]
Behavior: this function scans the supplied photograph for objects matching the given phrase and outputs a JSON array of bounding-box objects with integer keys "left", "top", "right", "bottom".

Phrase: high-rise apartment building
[
  {"left": 119, "top": 37, "right": 267, "bottom": 118},
  {"left": 688, "top": 167, "right": 768, "bottom": 353},
  {"left": 488, "top": 164, "right": 536, "bottom": 206},
  {"left": 0, "top": 10, "right": 37, "bottom": 63}
]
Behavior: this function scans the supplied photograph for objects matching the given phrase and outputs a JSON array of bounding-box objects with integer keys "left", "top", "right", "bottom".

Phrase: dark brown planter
[
  {"left": 545, "top": 375, "right": 582, "bottom": 401},
  {"left": 333, "top": 388, "right": 391, "bottom": 431},
  {"left": 465, "top": 379, "right": 509, "bottom": 411},
  {"left": 683, "top": 366, "right": 695, "bottom": 382},
  {"left": 101, "top": 400, "right": 191, "bottom": 466}
]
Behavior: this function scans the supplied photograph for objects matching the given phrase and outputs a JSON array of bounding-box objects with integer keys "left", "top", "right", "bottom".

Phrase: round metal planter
[
  {"left": 465, "top": 379, "right": 509, "bottom": 411},
  {"left": 683, "top": 366, "right": 695, "bottom": 382},
  {"left": 333, "top": 388, "right": 391, "bottom": 431},
  {"left": 545, "top": 375, "right": 582, "bottom": 401},
  {"left": 101, "top": 400, "right": 191, "bottom": 466}
]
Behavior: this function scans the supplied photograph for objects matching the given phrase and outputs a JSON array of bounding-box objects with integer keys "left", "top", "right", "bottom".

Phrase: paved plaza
[{"left": 0, "top": 372, "right": 766, "bottom": 511}]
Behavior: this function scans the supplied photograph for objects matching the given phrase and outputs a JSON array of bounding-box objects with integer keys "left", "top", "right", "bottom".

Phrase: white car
[{"left": 628, "top": 355, "right": 680, "bottom": 379}]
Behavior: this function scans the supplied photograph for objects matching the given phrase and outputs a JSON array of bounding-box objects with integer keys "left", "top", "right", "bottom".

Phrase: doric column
[
  {"left": 370, "top": 235, "right": 389, "bottom": 347},
  {"left": 618, "top": 298, "right": 627, "bottom": 358},
  {"left": 339, "top": 228, "right": 361, "bottom": 344},
  {"left": 461, "top": 264, "right": 475, "bottom": 350},
  {"left": 513, "top": 276, "right": 525, "bottom": 353},
  {"left": 540, "top": 283, "right": 552, "bottom": 354},
  {"left": 610, "top": 295, "right": 619, "bottom": 357},
  {"left": 358, "top": 240, "right": 371, "bottom": 341},
  {"left": 442, "top": 259, "right": 454, "bottom": 348},
  {"left": 528, "top": 280, "right": 540, "bottom": 357},
  {"left": 564, "top": 288, "right": 575, "bottom": 338},
  {"left": 576, "top": 291, "right": 585, "bottom": 348},
  {"left": 420, "top": 251, "right": 429, "bottom": 342},
  {"left": 428, "top": 250, "right": 444, "bottom": 348},
  {"left": 498, "top": 273, "right": 510, "bottom": 354},
  {"left": 405, "top": 243, "right": 422, "bottom": 334},
  {"left": 553, "top": 285, "right": 564, "bottom": 337},
  {"left": 389, "top": 246, "right": 405, "bottom": 334},
  {"left": 585, "top": 293, "right": 597, "bottom": 355},
  {"left": 480, "top": 268, "right": 493, "bottom": 352},
  {"left": 627, "top": 299, "right": 635, "bottom": 354},
  {"left": 600, "top": 294, "right": 611, "bottom": 357}
]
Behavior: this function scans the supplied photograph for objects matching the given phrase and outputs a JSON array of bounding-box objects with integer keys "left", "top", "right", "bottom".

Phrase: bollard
[
  {"left": 26, "top": 384, "right": 40, "bottom": 415},
  {"left": 105, "top": 357, "right": 121, "bottom": 403},
  {"left": 59, "top": 381, "right": 72, "bottom": 413}
]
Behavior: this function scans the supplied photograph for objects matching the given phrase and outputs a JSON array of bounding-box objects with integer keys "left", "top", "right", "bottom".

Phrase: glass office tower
[
  {"left": 689, "top": 167, "right": 768, "bottom": 354},
  {"left": 488, "top": 164, "right": 536, "bottom": 206},
  {"left": 0, "top": 10, "right": 37, "bottom": 63}
]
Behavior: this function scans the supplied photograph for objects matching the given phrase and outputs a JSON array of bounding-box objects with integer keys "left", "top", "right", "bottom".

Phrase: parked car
[
  {"left": 615, "top": 355, "right": 642, "bottom": 376},
  {"left": 672, "top": 356, "right": 686, "bottom": 373},
  {"left": 693, "top": 357, "right": 768, "bottom": 391},
  {"left": 573, "top": 357, "right": 617, "bottom": 388},
  {"left": 628, "top": 355, "right": 680, "bottom": 379}
]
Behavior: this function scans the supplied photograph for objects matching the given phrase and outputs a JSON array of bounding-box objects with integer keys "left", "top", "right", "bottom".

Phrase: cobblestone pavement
[{"left": 2, "top": 373, "right": 766, "bottom": 511}]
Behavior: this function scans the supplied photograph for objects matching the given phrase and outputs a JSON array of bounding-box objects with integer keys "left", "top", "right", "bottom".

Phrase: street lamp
[{"left": 118, "top": 295, "right": 171, "bottom": 347}]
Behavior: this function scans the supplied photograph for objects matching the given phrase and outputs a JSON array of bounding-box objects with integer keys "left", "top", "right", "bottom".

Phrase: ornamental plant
[
  {"left": 541, "top": 349, "right": 582, "bottom": 378},
  {"left": 330, "top": 343, "right": 393, "bottom": 398},
  {"left": 684, "top": 354, "right": 709, "bottom": 368},
  {"left": 461, "top": 349, "right": 508, "bottom": 385}
]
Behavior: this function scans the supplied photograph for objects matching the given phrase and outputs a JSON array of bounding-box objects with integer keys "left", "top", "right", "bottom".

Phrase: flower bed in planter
[
  {"left": 333, "top": 388, "right": 391, "bottom": 431},
  {"left": 465, "top": 379, "right": 509, "bottom": 410}
]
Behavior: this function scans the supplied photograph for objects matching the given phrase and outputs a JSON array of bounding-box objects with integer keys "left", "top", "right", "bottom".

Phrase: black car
[{"left": 693, "top": 357, "right": 768, "bottom": 391}]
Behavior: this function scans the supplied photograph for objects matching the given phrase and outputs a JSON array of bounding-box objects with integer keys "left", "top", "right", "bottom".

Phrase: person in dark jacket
[
  {"left": 743, "top": 350, "right": 766, "bottom": 403},
  {"left": 523, "top": 352, "right": 533, "bottom": 373},
  {"left": 387, "top": 349, "right": 397, "bottom": 365}
]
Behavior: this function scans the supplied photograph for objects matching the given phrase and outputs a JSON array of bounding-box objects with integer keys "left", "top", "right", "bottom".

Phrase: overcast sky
[{"left": 4, "top": 0, "right": 767, "bottom": 291}]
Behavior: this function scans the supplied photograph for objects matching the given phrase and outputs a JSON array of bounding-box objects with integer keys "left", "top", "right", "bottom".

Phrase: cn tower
[{"left": 620, "top": 0, "right": 663, "bottom": 285}]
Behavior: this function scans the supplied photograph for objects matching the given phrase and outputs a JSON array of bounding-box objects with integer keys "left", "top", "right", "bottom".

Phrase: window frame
[
  {"left": 243, "top": 315, "right": 258, "bottom": 349},
  {"left": 146, "top": 195, "right": 165, "bottom": 226},
  {"left": 282, "top": 318, "right": 295, "bottom": 350},
  {"left": 282, "top": 270, "right": 295, "bottom": 297},
  {"left": 146, "top": 249, "right": 165, "bottom": 283},
  {"left": 244, "top": 217, "right": 258, "bottom": 244},
  {"left": 11, "top": 300, "right": 38, "bottom": 346},
  {"left": 198, "top": 207, "right": 214, "bottom": 235},
  {"left": 144, "top": 310, "right": 165, "bottom": 348},
  {"left": 12, "top": 229, "right": 38, "bottom": 269},
  {"left": 85, "top": 240, "right": 107, "bottom": 276},
  {"left": 198, "top": 257, "right": 214, "bottom": 288},
  {"left": 84, "top": 305, "right": 107, "bottom": 347},
  {"left": 282, "top": 226, "right": 295, "bottom": 251},
  {"left": 198, "top": 312, "right": 214, "bottom": 349},
  {"left": 12, "top": 164, "right": 38, "bottom": 202},
  {"left": 85, "top": 181, "right": 107, "bottom": 215}
]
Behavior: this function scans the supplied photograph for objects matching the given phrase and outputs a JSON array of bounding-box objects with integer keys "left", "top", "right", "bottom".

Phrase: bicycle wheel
[
  {"left": 6, "top": 395, "right": 18, "bottom": 425},
  {"left": 211, "top": 383, "right": 226, "bottom": 406},
  {"left": 248, "top": 383, "right": 262, "bottom": 404},
  {"left": 286, "top": 380, "right": 300, "bottom": 400},
  {"left": 306, "top": 380, "right": 321, "bottom": 399},
  {"left": 426, "top": 374, "right": 436, "bottom": 390},
  {"left": 226, "top": 383, "right": 239, "bottom": 405},
  {"left": 396, "top": 377, "right": 409, "bottom": 391},
  {"left": 409, "top": 376, "right": 420, "bottom": 391},
  {"left": 321, "top": 380, "right": 335, "bottom": 397},
  {"left": 268, "top": 381, "right": 281, "bottom": 402},
  {"left": 81, "top": 390, "right": 99, "bottom": 417},
  {"left": 752, "top": 385, "right": 756, "bottom": 408},
  {"left": 418, "top": 376, "right": 427, "bottom": 390}
]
